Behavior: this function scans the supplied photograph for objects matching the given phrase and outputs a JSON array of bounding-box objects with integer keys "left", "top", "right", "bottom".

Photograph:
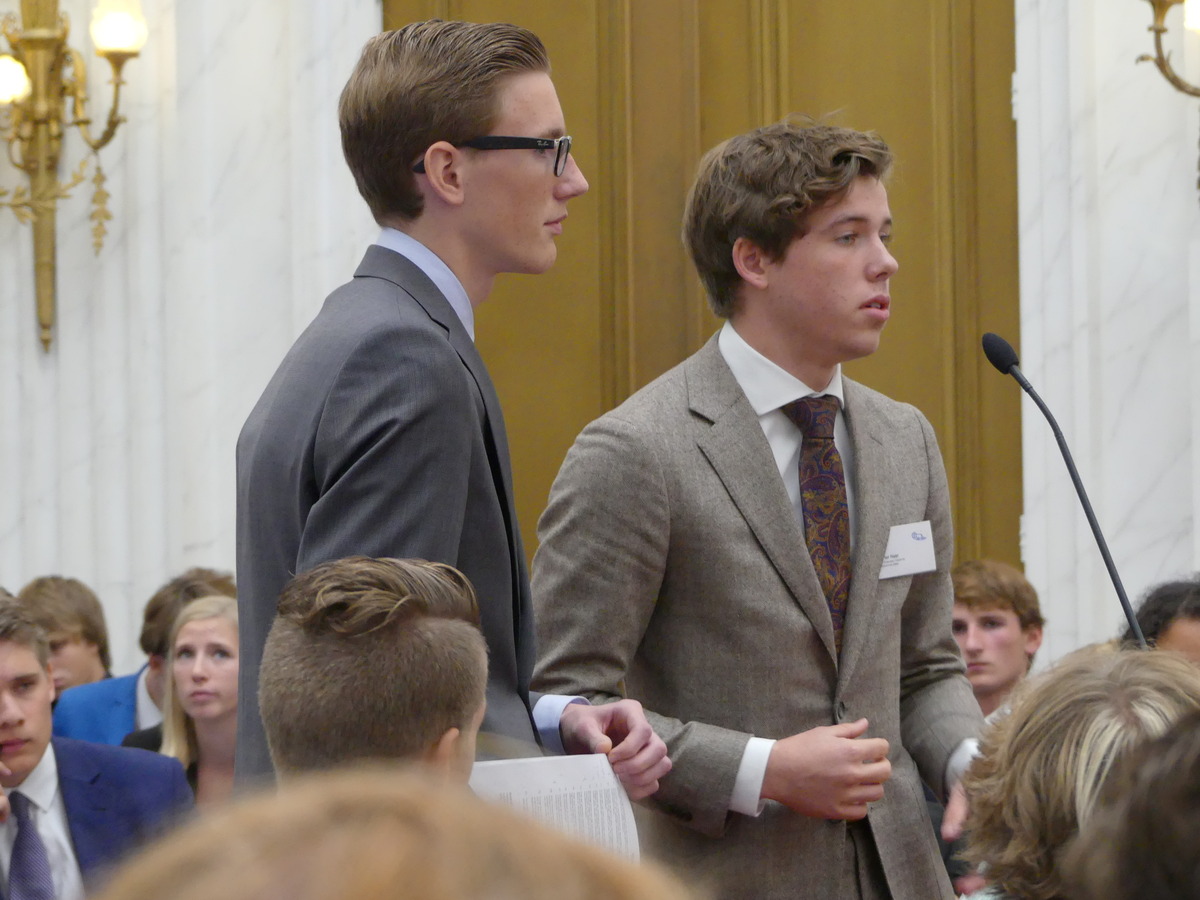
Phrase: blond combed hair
[
  {"left": 17, "top": 575, "right": 110, "bottom": 670},
  {"left": 963, "top": 646, "right": 1200, "bottom": 900},
  {"left": 339, "top": 19, "right": 549, "bottom": 224},
  {"left": 93, "top": 767, "right": 706, "bottom": 900},
  {"left": 160, "top": 594, "right": 239, "bottom": 768},
  {"left": 952, "top": 558, "right": 1045, "bottom": 631}
]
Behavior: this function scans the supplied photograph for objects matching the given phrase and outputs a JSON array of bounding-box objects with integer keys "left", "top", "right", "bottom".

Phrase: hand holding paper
[{"left": 559, "top": 699, "right": 672, "bottom": 800}]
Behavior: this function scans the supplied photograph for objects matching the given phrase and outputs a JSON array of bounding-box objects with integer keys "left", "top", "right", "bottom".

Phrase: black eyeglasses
[{"left": 412, "top": 135, "right": 573, "bottom": 177}]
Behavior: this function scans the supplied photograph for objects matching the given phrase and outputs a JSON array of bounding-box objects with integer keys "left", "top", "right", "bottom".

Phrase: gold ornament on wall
[
  {"left": 1138, "top": 0, "right": 1200, "bottom": 198},
  {"left": 0, "top": 0, "right": 147, "bottom": 350}
]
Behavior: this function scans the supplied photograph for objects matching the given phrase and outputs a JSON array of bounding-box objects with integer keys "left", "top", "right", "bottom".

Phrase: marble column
[
  {"left": 1014, "top": 0, "right": 1200, "bottom": 663},
  {"left": 0, "top": 0, "right": 380, "bottom": 670}
]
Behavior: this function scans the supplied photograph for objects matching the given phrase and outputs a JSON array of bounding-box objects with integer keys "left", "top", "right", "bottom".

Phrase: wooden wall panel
[{"left": 381, "top": 0, "right": 1021, "bottom": 565}]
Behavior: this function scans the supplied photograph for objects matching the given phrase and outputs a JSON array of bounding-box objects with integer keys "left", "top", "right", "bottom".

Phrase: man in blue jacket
[{"left": 0, "top": 590, "right": 192, "bottom": 898}]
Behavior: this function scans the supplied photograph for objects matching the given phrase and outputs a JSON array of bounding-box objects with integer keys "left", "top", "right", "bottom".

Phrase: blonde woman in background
[
  {"left": 156, "top": 595, "right": 239, "bottom": 805},
  {"left": 961, "top": 647, "right": 1200, "bottom": 900}
]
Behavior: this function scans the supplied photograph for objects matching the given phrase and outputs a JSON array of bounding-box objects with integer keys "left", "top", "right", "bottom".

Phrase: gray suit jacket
[
  {"left": 235, "top": 245, "right": 538, "bottom": 781},
  {"left": 532, "top": 336, "right": 982, "bottom": 900}
]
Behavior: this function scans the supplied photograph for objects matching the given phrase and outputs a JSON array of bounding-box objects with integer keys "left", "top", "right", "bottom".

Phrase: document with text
[{"left": 469, "top": 753, "right": 639, "bottom": 861}]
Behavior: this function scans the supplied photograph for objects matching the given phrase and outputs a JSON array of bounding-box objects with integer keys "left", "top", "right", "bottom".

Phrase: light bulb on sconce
[
  {"left": 90, "top": 0, "right": 148, "bottom": 55},
  {"left": 1185, "top": 0, "right": 1200, "bottom": 32},
  {"left": 0, "top": 53, "right": 32, "bottom": 103}
]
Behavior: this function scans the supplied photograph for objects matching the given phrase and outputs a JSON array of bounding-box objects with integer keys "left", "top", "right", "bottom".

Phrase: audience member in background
[
  {"left": 93, "top": 768, "right": 704, "bottom": 900},
  {"left": 126, "top": 595, "right": 239, "bottom": 805},
  {"left": 0, "top": 595, "right": 192, "bottom": 899},
  {"left": 259, "top": 557, "right": 486, "bottom": 781},
  {"left": 961, "top": 647, "right": 1200, "bottom": 900},
  {"left": 1122, "top": 576, "right": 1200, "bottom": 664},
  {"left": 951, "top": 559, "right": 1045, "bottom": 717},
  {"left": 1064, "top": 707, "right": 1200, "bottom": 900},
  {"left": 53, "top": 567, "right": 237, "bottom": 745},
  {"left": 17, "top": 575, "right": 110, "bottom": 692}
]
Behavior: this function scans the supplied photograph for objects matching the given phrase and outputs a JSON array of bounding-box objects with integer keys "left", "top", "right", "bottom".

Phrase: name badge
[{"left": 879, "top": 521, "right": 937, "bottom": 579}]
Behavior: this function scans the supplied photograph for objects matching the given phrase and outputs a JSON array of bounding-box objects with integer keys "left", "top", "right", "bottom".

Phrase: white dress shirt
[
  {"left": 134, "top": 666, "right": 162, "bottom": 731},
  {"left": 0, "top": 744, "right": 85, "bottom": 900},
  {"left": 718, "top": 321, "right": 857, "bottom": 815},
  {"left": 717, "top": 321, "right": 973, "bottom": 812}
]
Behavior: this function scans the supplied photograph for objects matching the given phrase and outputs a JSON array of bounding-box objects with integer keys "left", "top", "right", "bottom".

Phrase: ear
[
  {"left": 424, "top": 726, "right": 463, "bottom": 778},
  {"left": 1023, "top": 625, "right": 1044, "bottom": 661},
  {"left": 147, "top": 654, "right": 165, "bottom": 674},
  {"left": 731, "top": 237, "right": 772, "bottom": 290},
  {"left": 45, "top": 665, "right": 56, "bottom": 703},
  {"left": 418, "top": 141, "right": 468, "bottom": 208}
]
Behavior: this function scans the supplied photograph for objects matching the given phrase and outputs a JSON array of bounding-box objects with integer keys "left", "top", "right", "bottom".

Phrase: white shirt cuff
[
  {"left": 944, "top": 737, "right": 980, "bottom": 792},
  {"left": 531, "top": 694, "right": 588, "bottom": 755},
  {"left": 730, "top": 737, "right": 775, "bottom": 816}
]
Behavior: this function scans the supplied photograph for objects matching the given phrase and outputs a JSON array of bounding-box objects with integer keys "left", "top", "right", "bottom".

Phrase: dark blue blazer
[
  {"left": 52, "top": 670, "right": 141, "bottom": 745},
  {"left": 53, "top": 736, "right": 193, "bottom": 884}
]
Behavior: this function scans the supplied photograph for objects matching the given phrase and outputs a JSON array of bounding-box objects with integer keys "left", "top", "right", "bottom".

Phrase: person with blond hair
[
  {"left": 17, "top": 575, "right": 110, "bottom": 692},
  {"left": 1064, "top": 708, "right": 1200, "bottom": 900},
  {"left": 951, "top": 559, "right": 1045, "bottom": 717},
  {"left": 93, "top": 768, "right": 705, "bottom": 900},
  {"left": 127, "top": 595, "right": 239, "bottom": 806},
  {"left": 961, "top": 647, "right": 1200, "bottom": 900},
  {"left": 259, "top": 556, "right": 487, "bottom": 781},
  {"left": 54, "top": 566, "right": 237, "bottom": 745}
]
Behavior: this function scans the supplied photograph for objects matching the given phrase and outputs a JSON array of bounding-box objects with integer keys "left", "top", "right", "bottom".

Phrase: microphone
[{"left": 981, "top": 333, "right": 1147, "bottom": 649}]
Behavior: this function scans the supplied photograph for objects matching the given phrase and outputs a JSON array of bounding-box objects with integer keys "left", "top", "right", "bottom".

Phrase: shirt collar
[
  {"left": 374, "top": 227, "right": 475, "bottom": 341},
  {"left": 14, "top": 741, "right": 59, "bottom": 814},
  {"left": 717, "top": 320, "right": 845, "bottom": 414},
  {"left": 135, "top": 665, "right": 162, "bottom": 730}
]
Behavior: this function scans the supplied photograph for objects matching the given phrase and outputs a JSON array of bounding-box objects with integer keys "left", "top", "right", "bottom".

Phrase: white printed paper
[
  {"left": 878, "top": 520, "right": 936, "bottom": 579},
  {"left": 469, "top": 753, "right": 639, "bottom": 861}
]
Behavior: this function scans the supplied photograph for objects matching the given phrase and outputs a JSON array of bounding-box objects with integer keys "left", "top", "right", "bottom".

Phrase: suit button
[{"left": 835, "top": 700, "right": 847, "bottom": 722}]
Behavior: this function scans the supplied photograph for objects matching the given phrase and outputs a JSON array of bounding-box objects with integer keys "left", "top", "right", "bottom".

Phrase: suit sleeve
[
  {"left": 298, "top": 325, "right": 477, "bottom": 570},
  {"left": 533, "top": 413, "right": 751, "bottom": 837},
  {"left": 897, "top": 409, "right": 984, "bottom": 798}
]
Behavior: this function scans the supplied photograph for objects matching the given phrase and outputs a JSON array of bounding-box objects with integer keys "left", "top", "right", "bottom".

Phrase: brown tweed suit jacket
[{"left": 532, "top": 335, "right": 982, "bottom": 900}]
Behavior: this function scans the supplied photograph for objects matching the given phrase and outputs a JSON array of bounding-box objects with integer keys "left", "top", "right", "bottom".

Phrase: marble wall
[
  {"left": 3, "top": 0, "right": 1198, "bottom": 673},
  {"left": 0, "top": 0, "right": 380, "bottom": 670},
  {"left": 1014, "top": 0, "right": 1200, "bottom": 663}
]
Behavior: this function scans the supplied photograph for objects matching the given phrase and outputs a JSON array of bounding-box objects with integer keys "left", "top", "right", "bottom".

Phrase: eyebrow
[{"left": 820, "top": 214, "right": 893, "bottom": 231}]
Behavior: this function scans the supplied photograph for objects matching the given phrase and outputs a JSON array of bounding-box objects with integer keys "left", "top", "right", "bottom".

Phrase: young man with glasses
[{"left": 235, "top": 20, "right": 669, "bottom": 795}]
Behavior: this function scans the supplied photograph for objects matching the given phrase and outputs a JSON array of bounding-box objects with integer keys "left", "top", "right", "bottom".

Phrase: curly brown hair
[
  {"left": 682, "top": 118, "right": 892, "bottom": 318},
  {"left": 962, "top": 647, "right": 1200, "bottom": 900}
]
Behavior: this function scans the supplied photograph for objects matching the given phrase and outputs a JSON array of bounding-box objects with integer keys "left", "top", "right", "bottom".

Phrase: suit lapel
[
  {"left": 354, "top": 247, "right": 530, "bottom": 677},
  {"left": 52, "top": 739, "right": 111, "bottom": 881},
  {"left": 836, "top": 380, "right": 894, "bottom": 688},
  {"left": 688, "top": 340, "right": 839, "bottom": 662}
]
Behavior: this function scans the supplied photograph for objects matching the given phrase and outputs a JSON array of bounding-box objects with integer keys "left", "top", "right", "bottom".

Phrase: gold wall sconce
[
  {"left": 0, "top": 0, "right": 147, "bottom": 351},
  {"left": 1139, "top": 0, "right": 1200, "bottom": 196}
]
